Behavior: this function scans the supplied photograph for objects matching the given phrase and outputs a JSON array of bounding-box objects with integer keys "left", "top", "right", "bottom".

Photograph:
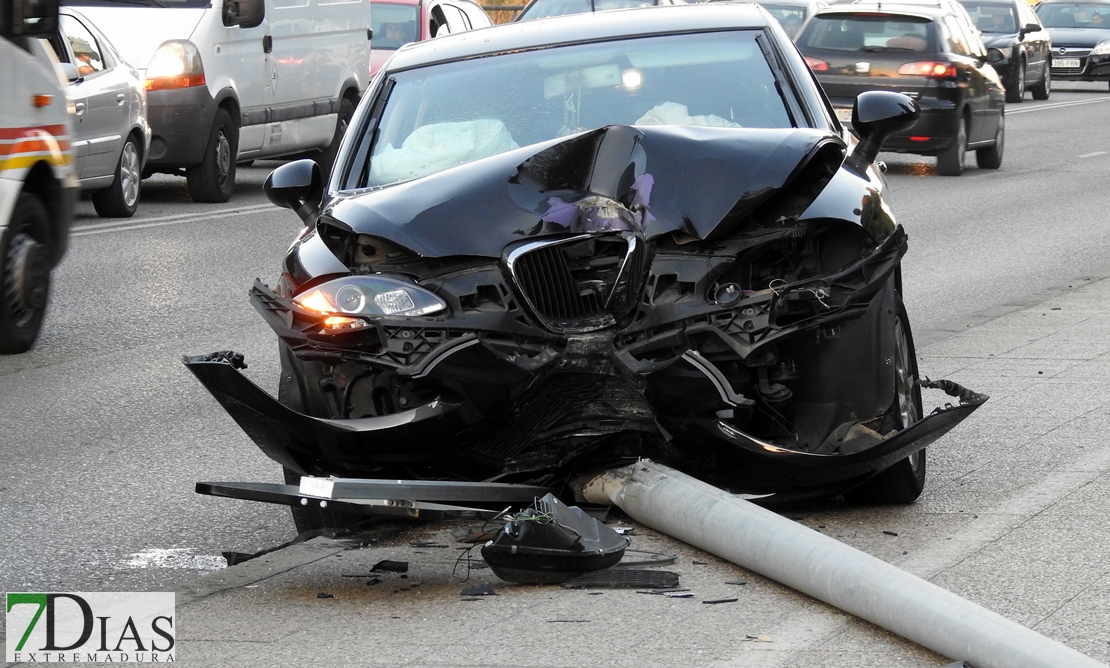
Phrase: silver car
[{"left": 50, "top": 9, "right": 151, "bottom": 218}]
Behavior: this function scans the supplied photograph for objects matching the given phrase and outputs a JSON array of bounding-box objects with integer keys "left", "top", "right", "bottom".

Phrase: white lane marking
[
  {"left": 1079, "top": 151, "right": 1108, "bottom": 158},
  {"left": 71, "top": 203, "right": 281, "bottom": 237},
  {"left": 1006, "top": 96, "right": 1110, "bottom": 115}
]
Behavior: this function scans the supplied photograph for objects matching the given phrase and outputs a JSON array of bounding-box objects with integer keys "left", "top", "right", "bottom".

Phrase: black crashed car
[
  {"left": 184, "top": 3, "right": 986, "bottom": 529},
  {"left": 1036, "top": 0, "right": 1110, "bottom": 88},
  {"left": 796, "top": 0, "right": 1006, "bottom": 175},
  {"left": 960, "top": 0, "right": 1052, "bottom": 101}
]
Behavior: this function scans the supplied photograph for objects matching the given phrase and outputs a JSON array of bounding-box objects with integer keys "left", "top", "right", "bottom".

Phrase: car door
[
  {"left": 942, "top": 12, "right": 1000, "bottom": 144},
  {"left": 1018, "top": 1, "right": 1050, "bottom": 83},
  {"left": 58, "top": 13, "right": 129, "bottom": 181}
]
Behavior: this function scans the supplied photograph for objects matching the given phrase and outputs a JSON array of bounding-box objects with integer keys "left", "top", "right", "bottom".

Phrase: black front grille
[
  {"left": 515, "top": 244, "right": 606, "bottom": 322},
  {"left": 509, "top": 234, "right": 645, "bottom": 332}
]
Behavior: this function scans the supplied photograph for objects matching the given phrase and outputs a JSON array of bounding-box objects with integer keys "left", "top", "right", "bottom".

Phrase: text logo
[{"left": 6, "top": 592, "right": 175, "bottom": 663}]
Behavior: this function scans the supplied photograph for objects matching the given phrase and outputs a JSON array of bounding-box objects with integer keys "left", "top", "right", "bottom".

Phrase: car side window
[
  {"left": 59, "top": 14, "right": 107, "bottom": 76},
  {"left": 942, "top": 15, "right": 972, "bottom": 55},
  {"left": 430, "top": 5, "right": 451, "bottom": 37},
  {"left": 441, "top": 3, "right": 470, "bottom": 31}
]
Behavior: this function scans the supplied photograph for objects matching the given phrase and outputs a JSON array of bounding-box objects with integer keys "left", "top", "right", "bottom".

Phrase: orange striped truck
[{"left": 1, "top": 0, "right": 78, "bottom": 353}]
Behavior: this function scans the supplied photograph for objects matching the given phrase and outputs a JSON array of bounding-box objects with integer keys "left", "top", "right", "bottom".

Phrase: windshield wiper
[{"left": 861, "top": 46, "right": 914, "bottom": 52}]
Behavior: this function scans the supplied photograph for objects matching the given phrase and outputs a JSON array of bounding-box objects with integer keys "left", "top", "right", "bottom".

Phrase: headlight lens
[
  {"left": 1093, "top": 40, "right": 1110, "bottom": 55},
  {"left": 145, "top": 40, "right": 205, "bottom": 90},
  {"left": 987, "top": 48, "right": 1008, "bottom": 64},
  {"left": 294, "top": 276, "right": 447, "bottom": 318}
]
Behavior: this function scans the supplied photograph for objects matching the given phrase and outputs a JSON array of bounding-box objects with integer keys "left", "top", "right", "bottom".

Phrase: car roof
[
  {"left": 813, "top": 1, "right": 949, "bottom": 17},
  {"left": 372, "top": 0, "right": 421, "bottom": 6},
  {"left": 1038, "top": 0, "right": 1110, "bottom": 5},
  {"left": 384, "top": 2, "right": 774, "bottom": 71}
]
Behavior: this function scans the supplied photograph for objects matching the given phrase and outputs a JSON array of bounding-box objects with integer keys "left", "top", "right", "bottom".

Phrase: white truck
[
  {"left": 65, "top": 0, "right": 372, "bottom": 202},
  {"left": 1, "top": 0, "right": 78, "bottom": 354}
]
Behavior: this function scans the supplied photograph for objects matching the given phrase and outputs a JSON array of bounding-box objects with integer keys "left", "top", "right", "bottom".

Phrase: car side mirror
[
  {"left": 1019, "top": 22, "right": 1040, "bottom": 36},
  {"left": 223, "top": 0, "right": 264, "bottom": 29},
  {"left": 59, "top": 62, "right": 81, "bottom": 83},
  {"left": 847, "top": 91, "right": 920, "bottom": 171},
  {"left": 265, "top": 159, "right": 323, "bottom": 223}
]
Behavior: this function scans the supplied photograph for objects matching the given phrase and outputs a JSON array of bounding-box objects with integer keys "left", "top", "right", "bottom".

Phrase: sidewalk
[{"left": 17, "top": 270, "right": 1110, "bottom": 667}]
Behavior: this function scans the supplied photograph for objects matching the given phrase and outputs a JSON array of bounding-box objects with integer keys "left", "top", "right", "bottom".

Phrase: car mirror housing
[
  {"left": 223, "top": 0, "right": 265, "bottom": 29},
  {"left": 1020, "top": 22, "right": 1040, "bottom": 35},
  {"left": 265, "top": 159, "right": 323, "bottom": 223},
  {"left": 848, "top": 91, "right": 920, "bottom": 170},
  {"left": 59, "top": 62, "right": 81, "bottom": 83}
]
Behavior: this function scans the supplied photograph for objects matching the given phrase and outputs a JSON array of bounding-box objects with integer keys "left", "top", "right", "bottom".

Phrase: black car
[
  {"left": 960, "top": 0, "right": 1052, "bottom": 101},
  {"left": 796, "top": 0, "right": 1006, "bottom": 175},
  {"left": 184, "top": 3, "right": 985, "bottom": 530},
  {"left": 1036, "top": 0, "right": 1110, "bottom": 88}
]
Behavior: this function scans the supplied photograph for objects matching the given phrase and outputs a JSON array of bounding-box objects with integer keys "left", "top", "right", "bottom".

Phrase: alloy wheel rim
[
  {"left": 121, "top": 142, "right": 140, "bottom": 207},
  {"left": 893, "top": 317, "right": 919, "bottom": 429}
]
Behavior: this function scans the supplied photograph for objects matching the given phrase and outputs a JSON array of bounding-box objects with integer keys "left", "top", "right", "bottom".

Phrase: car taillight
[
  {"left": 805, "top": 56, "right": 829, "bottom": 72},
  {"left": 898, "top": 61, "right": 957, "bottom": 78}
]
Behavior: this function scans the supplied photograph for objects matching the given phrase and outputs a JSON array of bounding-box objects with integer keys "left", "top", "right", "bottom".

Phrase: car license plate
[
  {"left": 835, "top": 107, "right": 853, "bottom": 123},
  {"left": 1054, "top": 58, "right": 1081, "bottom": 68}
]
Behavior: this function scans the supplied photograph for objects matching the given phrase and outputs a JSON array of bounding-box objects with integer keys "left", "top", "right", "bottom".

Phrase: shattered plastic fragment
[
  {"left": 371, "top": 560, "right": 409, "bottom": 573},
  {"left": 703, "top": 597, "right": 739, "bottom": 604}
]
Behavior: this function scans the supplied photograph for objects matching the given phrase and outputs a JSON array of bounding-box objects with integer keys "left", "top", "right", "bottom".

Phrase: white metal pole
[{"left": 577, "top": 460, "right": 1105, "bottom": 668}]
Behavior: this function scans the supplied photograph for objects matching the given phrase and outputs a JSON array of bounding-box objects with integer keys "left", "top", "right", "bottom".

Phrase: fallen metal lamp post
[{"left": 576, "top": 459, "right": 1106, "bottom": 668}]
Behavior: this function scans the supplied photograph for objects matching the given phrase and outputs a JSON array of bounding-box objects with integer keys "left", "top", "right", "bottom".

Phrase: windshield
[
  {"left": 962, "top": 2, "right": 1018, "bottom": 33},
  {"left": 62, "top": 0, "right": 210, "bottom": 7},
  {"left": 345, "top": 30, "right": 794, "bottom": 189},
  {"left": 372, "top": 3, "right": 419, "bottom": 50},
  {"left": 797, "top": 14, "right": 935, "bottom": 52},
  {"left": 1036, "top": 3, "right": 1110, "bottom": 28}
]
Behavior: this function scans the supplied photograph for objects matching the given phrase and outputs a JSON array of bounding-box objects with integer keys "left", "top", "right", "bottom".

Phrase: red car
[{"left": 371, "top": 0, "right": 493, "bottom": 75}]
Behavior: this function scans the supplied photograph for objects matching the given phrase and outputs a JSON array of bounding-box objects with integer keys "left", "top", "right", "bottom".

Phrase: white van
[
  {"left": 65, "top": 0, "right": 371, "bottom": 203},
  {"left": 1, "top": 0, "right": 78, "bottom": 354}
]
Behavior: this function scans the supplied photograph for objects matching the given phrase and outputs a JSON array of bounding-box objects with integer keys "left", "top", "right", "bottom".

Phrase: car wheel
[
  {"left": 0, "top": 194, "right": 52, "bottom": 354},
  {"left": 976, "top": 113, "right": 1004, "bottom": 170},
  {"left": 91, "top": 135, "right": 142, "bottom": 218},
  {"left": 277, "top": 343, "right": 365, "bottom": 534},
  {"left": 936, "top": 115, "right": 966, "bottom": 176},
  {"left": 314, "top": 96, "right": 356, "bottom": 183},
  {"left": 186, "top": 108, "right": 238, "bottom": 203},
  {"left": 844, "top": 309, "right": 926, "bottom": 504},
  {"left": 1031, "top": 60, "right": 1051, "bottom": 100},
  {"left": 1006, "top": 60, "right": 1026, "bottom": 103}
]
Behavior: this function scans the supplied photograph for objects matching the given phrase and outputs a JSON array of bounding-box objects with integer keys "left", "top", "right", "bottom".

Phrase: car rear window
[{"left": 797, "top": 14, "right": 936, "bottom": 52}]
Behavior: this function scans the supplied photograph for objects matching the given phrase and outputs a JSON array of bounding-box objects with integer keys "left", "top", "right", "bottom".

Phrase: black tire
[
  {"left": 936, "top": 115, "right": 966, "bottom": 176},
  {"left": 1005, "top": 60, "right": 1026, "bottom": 103},
  {"left": 314, "top": 96, "right": 356, "bottom": 182},
  {"left": 277, "top": 343, "right": 365, "bottom": 534},
  {"left": 0, "top": 194, "right": 52, "bottom": 354},
  {"left": 186, "top": 108, "right": 238, "bottom": 203},
  {"left": 976, "top": 113, "right": 1004, "bottom": 170},
  {"left": 844, "top": 310, "right": 926, "bottom": 504},
  {"left": 1031, "top": 60, "right": 1051, "bottom": 100},
  {"left": 92, "top": 134, "right": 142, "bottom": 218}
]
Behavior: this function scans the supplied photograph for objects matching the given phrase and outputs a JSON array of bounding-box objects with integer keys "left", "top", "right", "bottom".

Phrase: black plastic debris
[
  {"left": 614, "top": 550, "right": 676, "bottom": 568},
  {"left": 482, "top": 494, "right": 629, "bottom": 584},
  {"left": 371, "top": 560, "right": 409, "bottom": 573},
  {"left": 410, "top": 542, "right": 449, "bottom": 548},
  {"left": 460, "top": 583, "right": 497, "bottom": 596},
  {"left": 883, "top": 530, "right": 899, "bottom": 536},
  {"left": 222, "top": 551, "right": 256, "bottom": 566},
  {"left": 725, "top": 580, "right": 748, "bottom": 586},
  {"left": 703, "top": 597, "right": 738, "bottom": 604},
  {"left": 316, "top": 592, "right": 336, "bottom": 599},
  {"left": 562, "top": 569, "right": 680, "bottom": 589}
]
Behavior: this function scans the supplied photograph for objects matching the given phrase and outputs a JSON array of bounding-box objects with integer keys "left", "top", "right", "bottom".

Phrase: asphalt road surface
[{"left": 1, "top": 82, "right": 1108, "bottom": 635}]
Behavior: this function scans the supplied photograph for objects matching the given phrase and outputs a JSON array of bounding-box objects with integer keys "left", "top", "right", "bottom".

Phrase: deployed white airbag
[
  {"left": 370, "top": 119, "right": 518, "bottom": 184},
  {"left": 635, "top": 102, "right": 740, "bottom": 128}
]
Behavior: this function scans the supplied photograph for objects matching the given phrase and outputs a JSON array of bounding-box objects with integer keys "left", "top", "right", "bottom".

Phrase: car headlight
[
  {"left": 987, "top": 48, "right": 1008, "bottom": 64},
  {"left": 1093, "top": 40, "right": 1110, "bottom": 55},
  {"left": 145, "top": 40, "right": 205, "bottom": 90},
  {"left": 295, "top": 276, "right": 447, "bottom": 321}
]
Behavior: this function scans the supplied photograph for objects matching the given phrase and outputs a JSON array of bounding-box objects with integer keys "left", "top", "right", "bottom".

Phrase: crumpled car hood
[{"left": 325, "top": 125, "right": 847, "bottom": 258}]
